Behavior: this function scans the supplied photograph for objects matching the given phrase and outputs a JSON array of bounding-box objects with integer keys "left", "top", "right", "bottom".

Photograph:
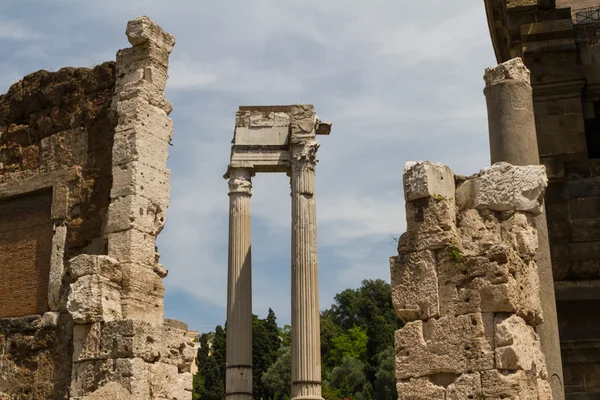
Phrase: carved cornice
[{"left": 484, "top": 58, "right": 531, "bottom": 87}]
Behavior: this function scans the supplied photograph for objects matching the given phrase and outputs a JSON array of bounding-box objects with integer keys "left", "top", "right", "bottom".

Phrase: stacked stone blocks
[
  {"left": 65, "top": 17, "right": 193, "bottom": 399},
  {"left": 391, "top": 161, "right": 553, "bottom": 399}
]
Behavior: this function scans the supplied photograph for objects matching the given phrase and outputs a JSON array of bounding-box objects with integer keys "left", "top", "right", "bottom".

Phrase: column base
[{"left": 292, "top": 396, "right": 324, "bottom": 400}]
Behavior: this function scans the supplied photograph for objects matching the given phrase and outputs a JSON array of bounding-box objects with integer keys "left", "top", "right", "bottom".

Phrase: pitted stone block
[
  {"left": 403, "top": 161, "right": 455, "bottom": 202},
  {"left": 107, "top": 195, "right": 166, "bottom": 235},
  {"left": 390, "top": 250, "right": 439, "bottom": 323},
  {"left": 107, "top": 229, "right": 157, "bottom": 265},
  {"left": 114, "top": 99, "right": 173, "bottom": 143},
  {"left": 111, "top": 161, "right": 170, "bottom": 208},
  {"left": 480, "top": 370, "right": 539, "bottom": 399},
  {"left": 69, "top": 255, "right": 122, "bottom": 284},
  {"left": 394, "top": 313, "right": 494, "bottom": 379},
  {"left": 475, "top": 162, "right": 547, "bottom": 215},
  {"left": 446, "top": 373, "right": 482, "bottom": 400},
  {"left": 113, "top": 127, "right": 170, "bottom": 170},
  {"left": 399, "top": 196, "right": 459, "bottom": 254},
  {"left": 396, "top": 377, "right": 445, "bottom": 400},
  {"left": 126, "top": 16, "right": 176, "bottom": 52},
  {"left": 67, "top": 275, "right": 122, "bottom": 324}
]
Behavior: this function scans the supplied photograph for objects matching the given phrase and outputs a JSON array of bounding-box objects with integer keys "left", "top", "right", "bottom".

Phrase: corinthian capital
[
  {"left": 226, "top": 168, "right": 253, "bottom": 195},
  {"left": 291, "top": 140, "right": 320, "bottom": 173}
]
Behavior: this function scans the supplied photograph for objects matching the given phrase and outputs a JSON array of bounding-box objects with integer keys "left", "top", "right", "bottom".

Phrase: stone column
[
  {"left": 225, "top": 167, "right": 253, "bottom": 400},
  {"left": 290, "top": 140, "right": 322, "bottom": 400},
  {"left": 484, "top": 57, "right": 564, "bottom": 399}
]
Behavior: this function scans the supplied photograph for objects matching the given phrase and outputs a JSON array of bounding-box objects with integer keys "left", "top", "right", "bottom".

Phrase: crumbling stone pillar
[
  {"left": 391, "top": 161, "right": 552, "bottom": 399},
  {"left": 290, "top": 105, "right": 323, "bottom": 400},
  {"left": 484, "top": 58, "right": 564, "bottom": 399},
  {"left": 225, "top": 167, "right": 254, "bottom": 400},
  {"left": 65, "top": 16, "right": 194, "bottom": 399}
]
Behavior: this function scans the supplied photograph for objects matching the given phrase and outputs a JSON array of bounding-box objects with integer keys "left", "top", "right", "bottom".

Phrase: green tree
[
  {"left": 279, "top": 324, "right": 291, "bottom": 347},
  {"left": 261, "top": 346, "right": 291, "bottom": 400},
  {"left": 253, "top": 310, "right": 281, "bottom": 400},
  {"left": 328, "top": 325, "right": 368, "bottom": 365},
  {"left": 373, "top": 348, "right": 397, "bottom": 400},
  {"left": 328, "top": 356, "right": 371, "bottom": 400},
  {"left": 212, "top": 325, "right": 227, "bottom": 385},
  {"left": 195, "top": 332, "right": 225, "bottom": 400}
]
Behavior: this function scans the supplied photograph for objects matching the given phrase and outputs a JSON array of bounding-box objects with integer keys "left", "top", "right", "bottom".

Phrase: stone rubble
[{"left": 391, "top": 161, "right": 552, "bottom": 399}]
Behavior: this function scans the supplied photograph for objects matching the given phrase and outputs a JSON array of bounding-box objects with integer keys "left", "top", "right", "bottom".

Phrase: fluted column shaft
[
  {"left": 484, "top": 58, "right": 564, "bottom": 400},
  {"left": 226, "top": 168, "right": 253, "bottom": 400},
  {"left": 290, "top": 140, "right": 322, "bottom": 400}
]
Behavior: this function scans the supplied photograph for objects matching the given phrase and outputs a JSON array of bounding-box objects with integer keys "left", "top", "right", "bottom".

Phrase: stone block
[
  {"left": 446, "top": 373, "right": 482, "bottom": 400},
  {"left": 566, "top": 176, "right": 600, "bottom": 198},
  {"left": 69, "top": 255, "right": 122, "bottom": 284},
  {"left": 121, "top": 294, "right": 164, "bottom": 325},
  {"left": 475, "top": 162, "right": 547, "bottom": 215},
  {"left": 500, "top": 212, "right": 538, "bottom": 256},
  {"left": 81, "top": 382, "right": 134, "bottom": 400},
  {"left": 399, "top": 196, "right": 459, "bottom": 254},
  {"left": 49, "top": 224, "right": 67, "bottom": 311},
  {"left": 73, "top": 323, "right": 102, "bottom": 362},
  {"left": 480, "top": 370, "right": 539, "bottom": 399},
  {"left": 570, "top": 218, "right": 600, "bottom": 242},
  {"left": 494, "top": 314, "right": 548, "bottom": 378},
  {"left": 396, "top": 377, "right": 445, "bottom": 400},
  {"left": 113, "top": 127, "right": 170, "bottom": 170},
  {"left": 403, "top": 161, "right": 455, "bottom": 202},
  {"left": 569, "top": 197, "right": 600, "bottom": 219},
  {"left": 436, "top": 249, "right": 542, "bottom": 325},
  {"left": 569, "top": 242, "right": 600, "bottom": 261},
  {"left": 67, "top": 275, "right": 122, "bottom": 324},
  {"left": 107, "top": 228, "right": 156, "bottom": 265},
  {"left": 106, "top": 195, "right": 166, "bottom": 235},
  {"left": 394, "top": 313, "right": 494, "bottom": 380},
  {"left": 150, "top": 363, "right": 192, "bottom": 400},
  {"left": 99, "top": 320, "right": 194, "bottom": 367},
  {"left": 114, "top": 98, "right": 173, "bottom": 143},
  {"left": 126, "top": 16, "right": 176, "bottom": 52},
  {"left": 111, "top": 161, "right": 170, "bottom": 208},
  {"left": 390, "top": 250, "right": 439, "bottom": 323},
  {"left": 456, "top": 208, "right": 502, "bottom": 254},
  {"left": 71, "top": 358, "right": 152, "bottom": 398}
]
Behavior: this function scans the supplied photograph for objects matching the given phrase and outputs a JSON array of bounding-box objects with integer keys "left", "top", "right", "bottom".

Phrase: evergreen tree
[
  {"left": 212, "top": 325, "right": 227, "bottom": 386},
  {"left": 261, "top": 346, "right": 291, "bottom": 400},
  {"left": 196, "top": 332, "right": 225, "bottom": 400},
  {"left": 253, "top": 310, "right": 282, "bottom": 400}
]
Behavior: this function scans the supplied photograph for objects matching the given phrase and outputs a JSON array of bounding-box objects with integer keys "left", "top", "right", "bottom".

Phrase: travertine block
[
  {"left": 495, "top": 314, "right": 548, "bottom": 377},
  {"left": 81, "top": 382, "right": 135, "bottom": 400},
  {"left": 107, "top": 228, "right": 156, "bottom": 265},
  {"left": 121, "top": 294, "right": 164, "bottom": 325},
  {"left": 111, "top": 161, "right": 171, "bottom": 207},
  {"left": 69, "top": 255, "right": 122, "bottom": 284},
  {"left": 390, "top": 250, "right": 439, "bottom": 323},
  {"left": 480, "top": 370, "right": 539, "bottom": 399},
  {"left": 99, "top": 320, "right": 194, "bottom": 368},
  {"left": 150, "top": 363, "right": 192, "bottom": 399},
  {"left": 113, "top": 127, "right": 170, "bottom": 169},
  {"left": 500, "top": 212, "right": 538, "bottom": 256},
  {"left": 436, "top": 249, "right": 542, "bottom": 325},
  {"left": 396, "top": 377, "right": 445, "bottom": 400},
  {"left": 394, "top": 313, "right": 494, "bottom": 379},
  {"left": 73, "top": 323, "right": 102, "bottom": 362},
  {"left": 67, "top": 275, "right": 122, "bottom": 324},
  {"left": 398, "top": 197, "right": 459, "bottom": 254},
  {"left": 126, "top": 16, "right": 176, "bottom": 52},
  {"left": 115, "top": 98, "right": 173, "bottom": 143},
  {"left": 475, "top": 162, "right": 547, "bottom": 215},
  {"left": 106, "top": 195, "right": 166, "bottom": 235},
  {"left": 446, "top": 373, "right": 482, "bottom": 400},
  {"left": 403, "top": 161, "right": 455, "bottom": 202}
]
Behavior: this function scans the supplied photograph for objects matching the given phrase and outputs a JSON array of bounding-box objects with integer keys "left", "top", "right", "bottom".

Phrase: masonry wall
[
  {"left": 0, "top": 62, "right": 116, "bottom": 399},
  {"left": 0, "top": 16, "right": 193, "bottom": 400},
  {"left": 391, "top": 162, "right": 554, "bottom": 399},
  {"left": 486, "top": 1, "right": 600, "bottom": 396}
]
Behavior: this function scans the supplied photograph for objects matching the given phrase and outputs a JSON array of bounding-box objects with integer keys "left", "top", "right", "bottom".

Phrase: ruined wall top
[{"left": 483, "top": 57, "right": 531, "bottom": 87}]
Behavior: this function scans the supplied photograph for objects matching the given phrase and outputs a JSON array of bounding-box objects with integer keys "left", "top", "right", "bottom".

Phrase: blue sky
[{"left": 1, "top": 1, "right": 496, "bottom": 332}]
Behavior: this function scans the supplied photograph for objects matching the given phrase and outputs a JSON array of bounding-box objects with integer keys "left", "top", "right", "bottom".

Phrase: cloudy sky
[{"left": 1, "top": 0, "right": 497, "bottom": 331}]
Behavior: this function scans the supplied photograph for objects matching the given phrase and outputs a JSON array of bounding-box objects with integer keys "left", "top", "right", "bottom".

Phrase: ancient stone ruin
[
  {"left": 224, "top": 105, "right": 331, "bottom": 400},
  {"left": 392, "top": 161, "right": 552, "bottom": 398},
  {"left": 0, "top": 16, "right": 193, "bottom": 399}
]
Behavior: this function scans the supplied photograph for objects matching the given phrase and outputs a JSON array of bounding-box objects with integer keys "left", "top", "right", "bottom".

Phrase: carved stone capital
[
  {"left": 228, "top": 176, "right": 252, "bottom": 195},
  {"left": 291, "top": 140, "right": 320, "bottom": 173},
  {"left": 484, "top": 57, "right": 530, "bottom": 86}
]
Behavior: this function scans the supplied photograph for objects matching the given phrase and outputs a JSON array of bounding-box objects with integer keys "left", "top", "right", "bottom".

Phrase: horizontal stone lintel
[
  {"left": 555, "top": 280, "right": 600, "bottom": 300},
  {"left": 230, "top": 150, "right": 291, "bottom": 173}
]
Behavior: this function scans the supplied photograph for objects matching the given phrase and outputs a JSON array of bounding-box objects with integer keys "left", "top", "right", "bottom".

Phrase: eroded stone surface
[{"left": 391, "top": 161, "right": 551, "bottom": 398}]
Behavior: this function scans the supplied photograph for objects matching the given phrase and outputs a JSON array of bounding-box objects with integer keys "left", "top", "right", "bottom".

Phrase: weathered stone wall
[
  {"left": 0, "top": 51, "right": 116, "bottom": 399},
  {"left": 391, "top": 162, "right": 552, "bottom": 399},
  {"left": 485, "top": 1, "right": 600, "bottom": 396},
  {"left": 0, "top": 16, "right": 192, "bottom": 400}
]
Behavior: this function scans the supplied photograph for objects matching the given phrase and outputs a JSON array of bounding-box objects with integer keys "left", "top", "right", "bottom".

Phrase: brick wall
[{"left": 0, "top": 190, "right": 53, "bottom": 318}]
